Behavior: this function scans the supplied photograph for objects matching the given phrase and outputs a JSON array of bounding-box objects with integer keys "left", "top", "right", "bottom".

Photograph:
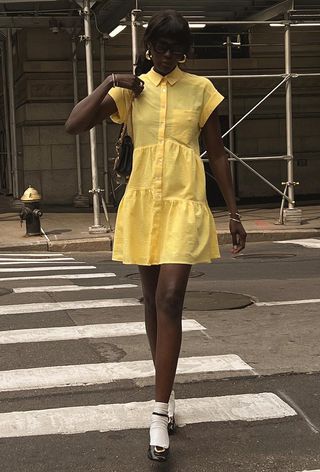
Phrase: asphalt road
[{"left": 0, "top": 239, "right": 319, "bottom": 472}]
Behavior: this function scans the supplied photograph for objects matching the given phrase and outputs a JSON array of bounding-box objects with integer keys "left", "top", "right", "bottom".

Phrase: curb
[
  {"left": 0, "top": 241, "right": 48, "bottom": 252},
  {"left": 0, "top": 230, "right": 318, "bottom": 253},
  {"left": 47, "top": 237, "right": 112, "bottom": 252},
  {"left": 0, "top": 237, "right": 112, "bottom": 253},
  {"left": 217, "top": 228, "right": 320, "bottom": 245}
]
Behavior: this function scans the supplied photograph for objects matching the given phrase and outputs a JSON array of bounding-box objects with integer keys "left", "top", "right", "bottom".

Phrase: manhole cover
[
  {"left": 234, "top": 253, "right": 296, "bottom": 260},
  {"left": 183, "top": 291, "right": 253, "bottom": 311},
  {"left": 0, "top": 287, "right": 13, "bottom": 296},
  {"left": 126, "top": 270, "right": 204, "bottom": 280}
]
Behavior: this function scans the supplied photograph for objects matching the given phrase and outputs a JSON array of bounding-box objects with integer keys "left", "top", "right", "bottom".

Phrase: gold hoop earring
[
  {"left": 178, "top": 54, "right": 187, "bottom": 64},
  {"left": 145, "top": 50, "right": 152, "bottom": 61}
]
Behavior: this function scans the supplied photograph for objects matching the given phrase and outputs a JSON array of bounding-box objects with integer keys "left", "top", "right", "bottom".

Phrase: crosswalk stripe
[
  {"left": 0, "top": 258, "right": 74, "bottom": 262},
  {"left": 275, "top": 238, "right": 320, "bottom": 249},
  {"left": 0, "top": 253, "right": 64, "bottom": 257},
  {"left": 0, "top": 265, "right": 96, "bottom": 273},
  {"left": 0, "top": 260, "right": 81, "bottom": 265},
  {"left": 256, "top": 299, "right": 320, "bottom": 307},
  {"left": 13, "top": 284, "right": 138, "bottom": 293},
  {"left": 0, "top": 319, "right": 205, "bottom": 344},
  {"left": 0, "top": 355, "right": 253, "bottom": 392},
  {"left": 0, "top": 393, "right": 296, "bottom": 438},
  {"left": 0, "top": 298, "right": 141, "bottom": 315},
  {"left": 0, "top": 272, "right": 116, "bottom": 281}
]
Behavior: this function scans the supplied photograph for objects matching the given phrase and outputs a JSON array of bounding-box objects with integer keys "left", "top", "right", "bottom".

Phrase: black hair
[{"left": 143, "top": 10, "right": 193, "bottom": 55}]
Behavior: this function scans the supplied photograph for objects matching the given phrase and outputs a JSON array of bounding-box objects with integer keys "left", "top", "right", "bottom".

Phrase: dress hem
[{"left": 111, "top": 255, "right": 221, "bottom": 266}]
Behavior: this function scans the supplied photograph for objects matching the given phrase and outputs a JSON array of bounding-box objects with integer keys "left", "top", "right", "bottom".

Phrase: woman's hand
[
  {"left": 229, "top": 219, "right": 247, "bottom": 254},
  {"left": 113, "top": 74, "right": 145, "bottom": 97}
]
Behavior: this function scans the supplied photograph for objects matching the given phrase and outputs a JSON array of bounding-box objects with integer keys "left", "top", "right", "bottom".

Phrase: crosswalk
[
  {"left": 274, "top": 238, "right": 320, "bottom": 249},
  {"left": 0, "top": 251, "right": 298, "bottom": 444},
  {"left": 0, "top": 265, "right": 96, "bottom": 272},
  {"left": 0, "top": 355, "right": 254, "bottom": 392},
  {"left": 0, "top": 319, "right": 204, "bottom": 344},
  {"left": 0, "top": 394, "right": 296, "bottom": 438}
]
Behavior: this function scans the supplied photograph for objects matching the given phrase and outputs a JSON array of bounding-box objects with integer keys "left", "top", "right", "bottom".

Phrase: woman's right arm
[{"left": 64, "top": 74, "right": 144, "bottom": 135}]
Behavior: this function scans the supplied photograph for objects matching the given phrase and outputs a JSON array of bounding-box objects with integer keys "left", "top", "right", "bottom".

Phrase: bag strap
[{"left": 116, "top": 94, "right": 134, "bottom": 149}]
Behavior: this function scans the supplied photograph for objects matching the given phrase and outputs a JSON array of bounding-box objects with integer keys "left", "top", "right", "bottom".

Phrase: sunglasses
[{"left": 153, "top": 40, "right": 185, "bottom": 57}]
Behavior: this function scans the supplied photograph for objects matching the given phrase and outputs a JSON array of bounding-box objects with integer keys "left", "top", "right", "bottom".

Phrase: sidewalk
[{"left": 0, "top": 195, "right": 319, "bottom": 252}]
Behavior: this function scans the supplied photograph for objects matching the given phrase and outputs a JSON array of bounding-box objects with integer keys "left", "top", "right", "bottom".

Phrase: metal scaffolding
[
  {"left": 0, "top": 1, "right": 319, "bottom": 226},
  {"left": 200, "top": 23, "right": 320, "bottom": 224}
]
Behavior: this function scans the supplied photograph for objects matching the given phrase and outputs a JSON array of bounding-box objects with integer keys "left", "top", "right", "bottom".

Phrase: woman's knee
[{"left": 156, "top": 287, "right": 185, "bottom": 317}]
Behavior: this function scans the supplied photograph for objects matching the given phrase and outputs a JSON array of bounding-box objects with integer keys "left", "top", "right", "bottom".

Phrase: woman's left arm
[{"left": 202, "top": 109, "right": 247, "bottom": 254}]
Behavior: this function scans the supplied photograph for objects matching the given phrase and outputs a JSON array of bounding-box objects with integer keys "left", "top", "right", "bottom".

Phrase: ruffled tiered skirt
[{"left": 112, "top": 140, "right": 220, "bottom": 265}]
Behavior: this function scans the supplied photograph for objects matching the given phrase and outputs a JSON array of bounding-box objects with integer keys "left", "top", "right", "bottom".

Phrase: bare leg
[
  {"left": 155, "top": 263, "right": 191, "bottom": 403},
  {"left": 138, "top": 265, "right": 160, "bottom": 365}
]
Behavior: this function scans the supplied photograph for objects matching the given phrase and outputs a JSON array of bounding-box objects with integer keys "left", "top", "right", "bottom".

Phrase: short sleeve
[
  {"left": 107, "top": 87, "right": 132, "bottom": 124},
  {"left": 199, "top": 79, "right": 224, "bottom": 128}
]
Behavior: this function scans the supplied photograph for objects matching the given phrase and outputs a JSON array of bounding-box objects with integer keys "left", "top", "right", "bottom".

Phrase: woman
[{"left": 65, "top": 9, "right": 247, "bottom": 462}]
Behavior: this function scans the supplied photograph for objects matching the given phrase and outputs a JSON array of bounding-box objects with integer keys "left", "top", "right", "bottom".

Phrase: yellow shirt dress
[{"left": 108, "top": 66, "right": 224, "bottom": 266}]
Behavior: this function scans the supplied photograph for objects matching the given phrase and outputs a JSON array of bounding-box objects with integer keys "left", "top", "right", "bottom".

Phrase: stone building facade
[{"left": 0, "top": 23, "right": 319, "bottom": 204}]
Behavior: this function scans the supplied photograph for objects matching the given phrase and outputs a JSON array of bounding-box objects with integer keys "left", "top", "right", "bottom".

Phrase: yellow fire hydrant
[{"left": 20, "top": 185, "right": 43, "bottom": 236}]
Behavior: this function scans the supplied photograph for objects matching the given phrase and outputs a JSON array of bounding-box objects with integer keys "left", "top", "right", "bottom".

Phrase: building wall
[{"left": 1, "top": 23, "right": 319, "bottom": 204}]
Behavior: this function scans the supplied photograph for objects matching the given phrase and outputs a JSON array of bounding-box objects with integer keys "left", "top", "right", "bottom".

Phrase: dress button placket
[
  {"left": 155, "top": 78, "right": 167, "bottom": 202},
  {"left": 150, "top": 78, "right": 167, "bottom": 261}
]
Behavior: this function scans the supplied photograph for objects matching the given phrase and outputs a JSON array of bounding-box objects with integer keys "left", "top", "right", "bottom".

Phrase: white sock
[
  {"left": 168, "top": 390, "right": 175, "bottom": 418},
  {"left": 149, "top": 401, "right": 169, "bottom": 448}
]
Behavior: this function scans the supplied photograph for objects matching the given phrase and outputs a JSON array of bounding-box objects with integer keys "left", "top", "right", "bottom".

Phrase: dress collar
[{"left": 147, "top": 66, "right": 184, "bottom": 86}]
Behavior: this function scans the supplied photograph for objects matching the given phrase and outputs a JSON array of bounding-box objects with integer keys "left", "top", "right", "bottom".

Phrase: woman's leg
[
  {"left": 138, "top": 265, "right": 161, "bottom": 365},
  {"left": 154, "top": 263, "right": 192, "bottom": 403}
]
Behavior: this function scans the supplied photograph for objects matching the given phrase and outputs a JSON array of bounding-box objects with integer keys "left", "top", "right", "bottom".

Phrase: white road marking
[
  {"left": 0, "top": 253, "right": 64, "bottom": 257},
  {"left": 0, "top": 265, "right": 96, "bottom": 273},
  {"left": 0, "top": 260, "right": 80, "bottom": 265},
  {"left": 13, "top": 284, "right": 138, "bottom": 293},
  {"left": 0, "top": 320, "right": 205, "bottom": 344},
  {"left": 0, "top": 257, "right": 74, "bottom": 262},
  {"left": 0, "top": 273, "right": 116, "bottom": 281},
  {"left": 256, "top": 299, "right": 320, "bottom": 307},
  {"left": 0, "top": 298, "right": 141, "bottom": 315},
  {"left": 0, "top": 393, "right": 296, "bottom": 438},
  {"left": 0, "top": 355, "right": 253, "bottom": 392},
  {"left": 297, "top": 470, "right": 320, "bottom": 472},
  {"left": 275, "top": 238, "right": 320, "bottom": 249}
]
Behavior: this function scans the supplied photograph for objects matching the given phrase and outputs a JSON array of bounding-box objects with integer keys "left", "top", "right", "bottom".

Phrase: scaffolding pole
[
  {"left": 0, "top": 42, "right": 12, "bottom": 195},
  {"left": 72, "top": 35, "right": 89, "bottom": 208},
  {"left": 100, "top": 35, "right": 110, "bottom": 204},
  {"left": 226, "top": 36, "right": 236, "bottom": 188},
  {"left": 284, "top": 24, "right": 295, "bottom": 209},
  {"left": 6, "top": 28, "right": 19, "bottom": 199},
  {"left": 131, "top": 8, "right": 140, "bottom": 74},
  {"left": 82, "top": 0, "right": 106, "bottom": 233}
]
